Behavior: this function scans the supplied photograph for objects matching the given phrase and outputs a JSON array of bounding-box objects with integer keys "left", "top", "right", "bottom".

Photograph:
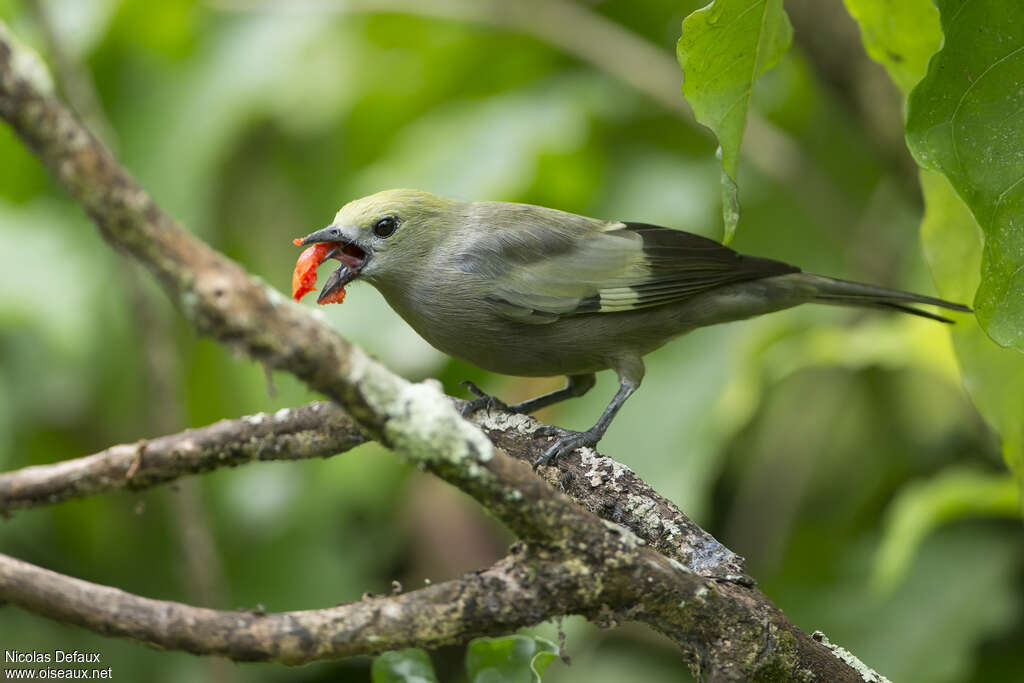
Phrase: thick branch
[
  {"left": 0, "top": 23, "right": 876, "bottom": 681},
  {"left": 470, "top": 409, "right": 750, "bottom": 582},
  {"left": 0, "top": 550, "right": 624, "bottom": 664}
]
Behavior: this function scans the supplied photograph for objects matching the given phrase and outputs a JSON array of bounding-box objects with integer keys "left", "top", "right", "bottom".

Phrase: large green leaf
[
  {"left": 842, "top": 0, "right": 941, "bottom": 93},
  {"left": 845, "top": 0, "right": 1024, "bottom": 477},
  {"left": 920, "top": 171, "right": 1024, "bottom": 475},
  {"left": 465, "top": 635, "right": 559, "bottom": 683},
  {"left": 677, "top": 0, "right": 792, "bottom": 244},
  {"left": 905, "top": 0, "right": 1024, "bottom": 352}
]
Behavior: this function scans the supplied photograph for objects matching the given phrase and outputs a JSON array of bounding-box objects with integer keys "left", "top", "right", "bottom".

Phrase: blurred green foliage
[{"left": 0, "top": 1, "right": 1021, "bottom": 682}]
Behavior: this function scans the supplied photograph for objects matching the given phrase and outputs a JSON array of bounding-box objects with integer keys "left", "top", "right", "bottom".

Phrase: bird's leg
[
  {"left": 508, "top": 373, "right": 596, "bottom": 414},
  {"left": 533, "top": 379, "right": 637, "bottom": 468},
  {"left": 460, "top": 373, "right": 596, "bottom": 418},
  {"left": 459, "top": 381, "right": 510, "bottom": 416}
]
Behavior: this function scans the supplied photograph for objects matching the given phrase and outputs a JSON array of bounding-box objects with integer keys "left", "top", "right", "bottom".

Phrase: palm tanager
[{"left": 294, "top": 189, "right": 970, "bottom": 466}]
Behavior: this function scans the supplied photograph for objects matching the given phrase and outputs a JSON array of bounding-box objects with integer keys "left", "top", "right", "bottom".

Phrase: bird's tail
[{"left": 799, "top": 273, "right": 972, "bottom": 323}]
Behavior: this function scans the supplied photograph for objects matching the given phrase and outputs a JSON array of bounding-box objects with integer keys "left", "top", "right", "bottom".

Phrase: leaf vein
[
  {"left": 949, "top": 43, "right": 1024, "bottom": 176},
  {"left": 994, "top": 173, "right": 1024, "bottom": 215}
]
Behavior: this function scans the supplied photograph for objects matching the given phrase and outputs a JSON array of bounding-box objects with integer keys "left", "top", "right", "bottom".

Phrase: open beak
[{"left": 296, "top": 225, "right": 369, "bottom": 304}]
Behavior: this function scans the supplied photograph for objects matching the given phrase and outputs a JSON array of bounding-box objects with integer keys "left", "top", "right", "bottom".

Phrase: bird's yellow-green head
[{"left": 297, "top": 189, "right": 458, "bottom": 303}]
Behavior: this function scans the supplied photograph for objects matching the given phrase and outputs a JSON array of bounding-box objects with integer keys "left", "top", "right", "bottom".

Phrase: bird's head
[{"left": 296, "top": 189, "right": 456, "bottom": 303}]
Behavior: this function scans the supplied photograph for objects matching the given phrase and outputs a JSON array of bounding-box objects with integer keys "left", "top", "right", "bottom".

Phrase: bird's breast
[{"left": 373, "top": 275, "right": 611, "bottom": 377}]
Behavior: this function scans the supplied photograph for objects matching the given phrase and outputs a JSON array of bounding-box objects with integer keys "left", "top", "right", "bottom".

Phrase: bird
[{"left": 295, "top": 189, "right": 971, "bottom": 467}]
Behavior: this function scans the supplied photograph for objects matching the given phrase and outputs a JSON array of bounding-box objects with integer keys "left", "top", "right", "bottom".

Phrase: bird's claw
[
  {"left": 532, "top": 427, "right": 600, "bottom": 468},
  {"left": 459, "top": 381, "right": 509, "bottom": 417}
]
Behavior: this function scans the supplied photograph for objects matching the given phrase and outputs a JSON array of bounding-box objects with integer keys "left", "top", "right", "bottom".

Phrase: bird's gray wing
[{"left": 489, "top": 222, "right": 799, "bottom": 323}]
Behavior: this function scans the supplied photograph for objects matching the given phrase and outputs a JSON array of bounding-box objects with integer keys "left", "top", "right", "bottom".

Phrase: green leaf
[
  {"left": 920, "top": 171, "right": 1024, "bottom": 475},
  {"left": 465, "top": 635, "right": 559, "bottom": 683},
  {"left": 842, "top": 0, "right": 941, "bottom": 93},
  {"left": 372, "top": 648, "right": 439, "bottom": 683},
  {"left": 677, "top": 0, "right": 793, "bottom": 244},
  {"left": 905, "top": 0, "right": 1024, "bottom": 352},
  {"left": 872, "top": 467, "right": 1020, "bottom": 593},
  {"left": 845, "top": 1, "right": 1024, "bottom": 479}
]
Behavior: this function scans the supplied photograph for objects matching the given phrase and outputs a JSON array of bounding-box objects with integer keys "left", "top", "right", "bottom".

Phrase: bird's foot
[
  {"left": 459, "top": 381, "right": 510, "bottom": 417},
  {"left": 531, "top": 426, "right": 601, "bottom": 468}
]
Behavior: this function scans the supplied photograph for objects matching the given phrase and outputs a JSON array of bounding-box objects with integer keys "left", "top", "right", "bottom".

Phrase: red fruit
[{"left": 292, "top": 241, "right": 338, "bottom": 302}]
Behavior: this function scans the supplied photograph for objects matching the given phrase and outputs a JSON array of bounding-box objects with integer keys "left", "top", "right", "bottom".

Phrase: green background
[{"left": 1, "top": 1, "right": 1021, "bottom": 681}]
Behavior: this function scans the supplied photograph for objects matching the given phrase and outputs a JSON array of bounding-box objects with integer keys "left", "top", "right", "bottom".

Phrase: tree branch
[
  {"left": 0, "top": 22, "right": 881, "bottom": 681},
  {"left": 0, "top": 549, "right": 647, "bottom": 664},
  {"left": 0, "top": 402, "right": 366, "bottom": 511}
]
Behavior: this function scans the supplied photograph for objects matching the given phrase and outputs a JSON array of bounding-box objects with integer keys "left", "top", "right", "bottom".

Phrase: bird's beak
[
  {"left": 298, "top": 225, "right": 346, "bottom": 246},
  {"left": 296, "top": 224, "right": 369, "bottom": 304}
]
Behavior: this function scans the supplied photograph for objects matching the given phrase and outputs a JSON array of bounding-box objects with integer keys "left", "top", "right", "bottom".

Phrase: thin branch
[
  {"left": 0, "top": 402, "right": 366, "bottom": 511},
  {"left": 0, "top": 22, "right": 877, "bottom": 680}
]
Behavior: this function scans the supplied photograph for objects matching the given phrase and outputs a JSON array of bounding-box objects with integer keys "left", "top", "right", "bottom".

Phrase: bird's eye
[{"left": 372, "top": 216, "right": 399, "bottom": 238}]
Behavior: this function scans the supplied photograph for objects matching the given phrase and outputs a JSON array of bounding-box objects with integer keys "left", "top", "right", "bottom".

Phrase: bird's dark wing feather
[
  {"left": 600, "top": 223, "right": 800, "bottom": 308},
  {"left": 489, "top": 221, "right": 799, "bottom": 323}
]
